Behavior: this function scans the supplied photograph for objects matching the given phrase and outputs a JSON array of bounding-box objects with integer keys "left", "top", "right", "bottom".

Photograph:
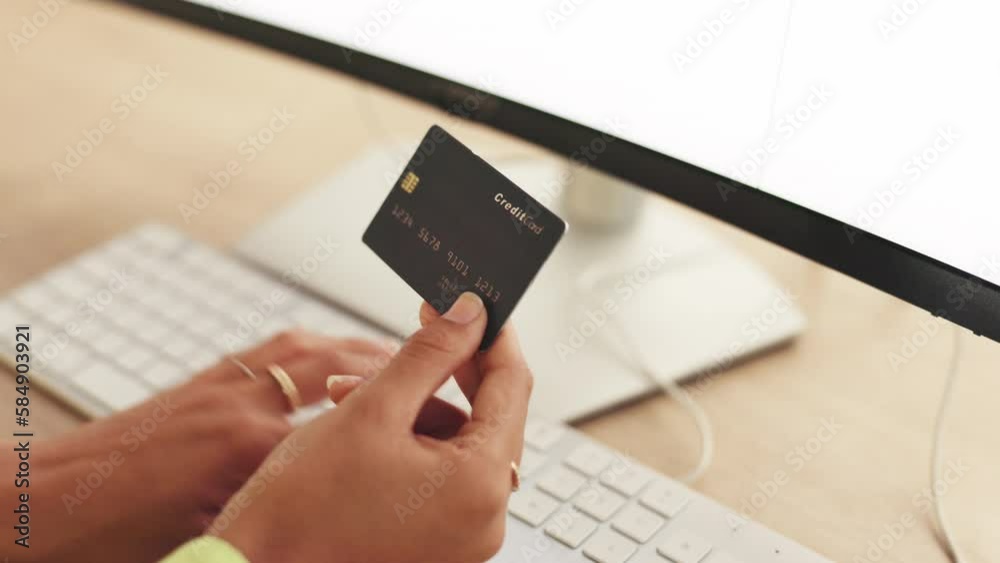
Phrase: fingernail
[
  {"left": 442, "top": 292, "right": 484, "bottom": 324},
  {"left": 326, "top": 375, "right": 363, "bottom": 390}
]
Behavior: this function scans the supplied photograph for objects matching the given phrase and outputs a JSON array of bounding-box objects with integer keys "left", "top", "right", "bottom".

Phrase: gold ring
[
  {"left": 266, "top": 363, "right": 303, "bottom": 411},
  {"left": 227, "top": 355, "right": 257, "bottom": 381},
  {"left": 510, "top": 461, "right": 521, "bottom": 492}
]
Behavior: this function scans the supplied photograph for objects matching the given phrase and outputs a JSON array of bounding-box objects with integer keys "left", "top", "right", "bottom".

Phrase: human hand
[
  {"left": 216, "top": 293, "right": 534, "bottom": 563},
  {"left": 326, "top": 299, "right": 500, "bottom": 438},
  {"left": 1, "top": 331, "right": 390, "bottom": 563}
]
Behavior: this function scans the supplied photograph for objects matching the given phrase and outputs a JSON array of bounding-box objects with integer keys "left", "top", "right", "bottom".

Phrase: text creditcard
[{"left": 363, "top": 125, "right": 567, "bottom": 348}]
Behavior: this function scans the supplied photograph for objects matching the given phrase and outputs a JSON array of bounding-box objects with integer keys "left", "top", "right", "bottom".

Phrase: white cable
[
  {"left": 608, "top": 315, "right": 716, "bottom": 484},
  {"left": 576, "top": 259, "right": 715, "bottom": 485},
  {"left": 930, "top": 326, "right": 970, "bottom": 563}
]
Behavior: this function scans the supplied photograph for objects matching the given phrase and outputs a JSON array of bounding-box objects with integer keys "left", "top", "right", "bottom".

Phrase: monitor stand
[{"left": 235, "top": 146, "right": 806, "bottom": 422}]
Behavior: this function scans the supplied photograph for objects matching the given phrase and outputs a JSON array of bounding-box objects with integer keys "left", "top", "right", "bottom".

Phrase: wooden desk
[{"left": 1, "top": 1, "right": 996, "bottom": 561}]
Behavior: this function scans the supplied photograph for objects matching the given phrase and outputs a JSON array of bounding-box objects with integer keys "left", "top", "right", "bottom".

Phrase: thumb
[{"left": 359, "top": 292, "right": 486, "bottom": 424}]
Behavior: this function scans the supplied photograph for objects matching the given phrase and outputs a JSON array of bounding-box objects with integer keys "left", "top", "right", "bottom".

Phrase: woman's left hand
[{"left": 4, "top": 330, "right": 390, "bottom": 563}]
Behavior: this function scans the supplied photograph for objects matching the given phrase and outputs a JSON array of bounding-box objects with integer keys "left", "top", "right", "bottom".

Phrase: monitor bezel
[{"left": 118, "top": 0, "right": 1000, "bottom": 343}]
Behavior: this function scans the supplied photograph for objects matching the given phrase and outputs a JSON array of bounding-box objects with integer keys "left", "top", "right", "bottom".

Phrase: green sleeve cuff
[{"left": 161, "top": 536, "right": 250, "bottom": 563}]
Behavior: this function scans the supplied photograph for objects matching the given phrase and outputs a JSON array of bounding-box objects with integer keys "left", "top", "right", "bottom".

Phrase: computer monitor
[{"left": 124, "top": 0, "right": 1000, "bottom": 342}]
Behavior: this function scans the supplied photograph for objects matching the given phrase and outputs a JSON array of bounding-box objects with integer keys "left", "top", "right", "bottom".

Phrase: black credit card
[{"left": 363, "top": 125, "right": 567, "bottom": 348}]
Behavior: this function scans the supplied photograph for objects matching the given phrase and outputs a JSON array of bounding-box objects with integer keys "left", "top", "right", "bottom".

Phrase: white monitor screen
[{"left": 188, "top": 0, "right": 1000, "bottom": 286}]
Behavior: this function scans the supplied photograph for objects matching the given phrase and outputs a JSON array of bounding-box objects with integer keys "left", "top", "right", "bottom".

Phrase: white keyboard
[{"left": 0, "top": 225, "right": 830, "bottom": 563}]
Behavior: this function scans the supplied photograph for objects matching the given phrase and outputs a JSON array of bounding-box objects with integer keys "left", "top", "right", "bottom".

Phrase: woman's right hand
[{"left": 214, "top": 292, "right": 534, "bottom": 563}]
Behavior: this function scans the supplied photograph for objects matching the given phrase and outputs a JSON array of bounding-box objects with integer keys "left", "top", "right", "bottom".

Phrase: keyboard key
[
  {"left": 42, "top": 304, "right": 76, "bottom": 326},
  {"left": 573, "top": 485, "right": 626, "bottom": 522},
  {"left": 524, "top": 420, "right": 566, "bottom": 451},
  {"left": 601, "top": 462, "right": 653, "bottom": 497},
  {"left": 188, "top": 316, "right": 225, "bottom": 339},
  {"left": 507, "top": 488, "right": 560, "bottom": 527},
  {"left": 545, "top": 509, "right": 599, "bottom": 549},
  {"left": 140, "top": 288, "right": 173, "bottom": 310},
  {"left": 706, "top": 554, "right": 744, "bottom": 563},
  {"left": 45, "top": 267, "right": 96, "bottom": 300},
  {"left": 186, "top": 350, "right": 219, "bottom": 372},
  {"left": 657, "top": 529, "right": 712, "bottom": 563},
  {"left": 117, "top": 347, "right": 154, "bottom": 371},
  {"left": 290, "top": 306, "right": 382, "bottom": 339},
  {"left": 136, "top": 319, "right": 172, "bottom": 344},
  {"left": 142, "top": 362, "right": 186, "bottom": 390},
  {"left": 113, "top": 309, "right": 149, "bottom": 331},
  {"left": 202, "top": 288, "right": 237, "bottom": 311},
  {"left": 168, "top": 268, "right": 209, "bottom": 295},
  {"left": 519, "top": 448, "right": 547, "bottom": 477},
  {"left": 293, "top": 303, "right": 333, "bottom": 324},
  {"left": 47, "top": 344, "right": 92, "bottom": 375},
  {"left": 72, "top": 316, "right": 101, "bottom": 340},
  {"left": 93, "top": 331, "right": 128, "bottom": 355},
  {"left": 583, "top": 529, "right": 638, "bottom": 563},
  {"left": 73, "top": 363, "right": 150, "bottom": 411},
  {"left": 76, "top": 252, "right": 116, "bottom": 279},
  {"left": 156, "top": 265, "right": 183, "bottom": 287},
  {"left": 230, "top": 268, "right": 277, "bottom": 295},
  {"left": 290, "top": 306, "right": 341, "bottom": 333},
  {"left": 160, "top": 300, "right": 197, "bottom": 324},
  {"left": 247, "top": 280, "right": 284, "bottom": 302},
  {"left": 207, "top": 259, "right": 249, "bottom": 283},
  {"left": 536, "top": 466, "right": 588, "bottom": 501},
  {"left": 640, "top": 480, "right": 691, "bottom": 519},
  {"left": 164, "top": 336, "right": 199, "bottom": 360},
  {"left": 612, "top": 504, "right": 665, "bottom": 543},
  {"left": 212, "top": 332, "right": 241, "bottom": 354},
  {"left": 566, "top": 443, "right": 615, "bottom": 477}
]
